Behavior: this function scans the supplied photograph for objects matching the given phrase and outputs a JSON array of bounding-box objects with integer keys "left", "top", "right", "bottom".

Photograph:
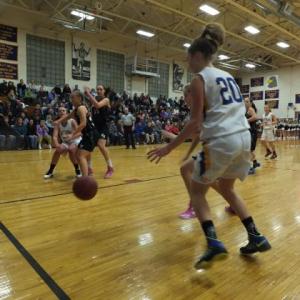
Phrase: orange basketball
[{"left": 72, "top": 176, "right": 98, "bottom": 200}]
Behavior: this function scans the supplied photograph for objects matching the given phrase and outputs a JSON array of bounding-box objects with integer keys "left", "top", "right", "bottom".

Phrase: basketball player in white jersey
[
  {"left": 148, "top": 23, "right": 271, "bottom": 269},
  {"left": 261, "top": 105, "right": 277, "bottom": 160},
  {"left": 44, "top": 107, "right": 81, "bottom": 178}
]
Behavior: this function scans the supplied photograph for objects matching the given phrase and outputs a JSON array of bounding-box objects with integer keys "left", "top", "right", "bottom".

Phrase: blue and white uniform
[{"left": 192, "top": 66, "right": 251, "bottom": 183}]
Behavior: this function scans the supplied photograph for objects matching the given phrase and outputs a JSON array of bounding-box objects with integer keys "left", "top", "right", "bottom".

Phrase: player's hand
[
  {"left": 147, "top": 145, "right": 171, "bottom": 164},
  {"left": 64, "top": 134, "right": 73, "bottom": 142},
  {"left": 84, "top": 87, "right": 90, "bottom": 94}
]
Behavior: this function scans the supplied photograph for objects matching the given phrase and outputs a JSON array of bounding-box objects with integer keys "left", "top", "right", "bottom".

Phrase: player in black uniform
[
  {"left": 245, "top": 97, "right": 260, "bottom": 175},
  {"left": 85, "top": 85, "right": 114, "bottom": 179},
  {"left": 55, "top": 91, "right": 98, "bottom": 177}
]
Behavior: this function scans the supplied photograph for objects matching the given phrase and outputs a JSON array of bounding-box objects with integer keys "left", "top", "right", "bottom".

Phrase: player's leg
[
  {"left": 190, "top": 179, "right": 228, "bottom": 269},
  {"left": 218, "top": 178, "right": 271, "bottom": 255},
  {"left": 44, "top": 144, "right": 67, "bottom": 178},
  {"left": 77, "top": 149, "right": 90, "bottom": 177},
  {"left": 179, "top": 159, "right": 196, "bottom": 219},
  {"left": 97, "top": 138, "right": 114, "bottom": 178},
  {"left": 68, "top": 143, "right": 81, "bottom": 177}
]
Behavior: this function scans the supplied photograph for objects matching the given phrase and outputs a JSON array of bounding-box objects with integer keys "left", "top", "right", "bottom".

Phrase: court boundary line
[
  {"left": 0, "top": 222, "right": 70, "bottom": 300},
  {"left": 0, "top": 174, "right": 179, "bottom": 205}
]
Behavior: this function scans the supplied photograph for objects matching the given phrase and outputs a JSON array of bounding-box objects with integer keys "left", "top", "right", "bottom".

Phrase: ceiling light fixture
[
  {"left": 71, "top": 10, "right": 95, "bottom": 21},
  {"left": 245, "top": 63, "right": 256, "bottom": 69},
  {"left": 136, "top": 30, "right": 155, "bottom": 38},
  {"left": 277, "top": 41, "right": 290, "bottom": 48},
  {"left": 199, "top": 4, "right": 220, "bottom": 16},
  {"left": 183, "top": 43, "right": 191, "bottom": 48},
  {"left": 218, "top": 54, "right": 230, "bottom": 60},
  {"left": 244, "top": 25, "right": 260, "bottom": 35}
]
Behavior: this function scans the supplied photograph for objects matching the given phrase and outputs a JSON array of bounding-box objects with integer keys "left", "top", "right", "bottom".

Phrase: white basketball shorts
[{"left": 192, "top": 130, "right": 251, "bottom": 184}]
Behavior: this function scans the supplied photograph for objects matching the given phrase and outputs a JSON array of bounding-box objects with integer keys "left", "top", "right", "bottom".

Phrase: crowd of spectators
[{"left": 0, "top": 79, "right": 190, "bottom": 150}]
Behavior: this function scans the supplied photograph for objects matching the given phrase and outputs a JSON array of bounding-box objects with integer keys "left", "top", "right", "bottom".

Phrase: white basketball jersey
[
  {"left": 59, "top": 119, "right": 73, "bottom": 143},
  {"left": 198, "top": 67, "right": 249, "bottom": 140},
  {"left": 262, "top": 112, "right": 273, "bottom": 130}
]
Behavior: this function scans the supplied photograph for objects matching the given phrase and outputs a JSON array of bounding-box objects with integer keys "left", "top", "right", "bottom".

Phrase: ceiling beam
[
  {"left": 224, "top": 0, "right": 300, "bottom": 44},
  {"left": 138, "top": 0, "right": 300, "bottom": 63}
]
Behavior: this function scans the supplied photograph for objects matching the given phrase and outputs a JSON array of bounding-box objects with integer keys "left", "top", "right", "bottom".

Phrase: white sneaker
[
  {"left": 39, "top": 144, "right": 42, "bottom": 150},
  {"left": 48, "top": 144, "right": 52, "bottom": 149},
  {"left": 44, "top": 173, "right": 53, "bottom": 179}
]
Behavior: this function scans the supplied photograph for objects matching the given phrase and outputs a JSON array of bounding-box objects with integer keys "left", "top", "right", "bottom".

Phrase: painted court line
[
  {"left": 0, "top": 174, "right": 179, "bottom": 205},
  {"left": 0, "top": 222, "right": 70, "bottom": 300}
]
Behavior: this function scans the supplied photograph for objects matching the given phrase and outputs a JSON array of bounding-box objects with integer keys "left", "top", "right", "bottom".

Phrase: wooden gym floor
[{"left": 0, "top": 141, "right": 300, "bottom": 300}]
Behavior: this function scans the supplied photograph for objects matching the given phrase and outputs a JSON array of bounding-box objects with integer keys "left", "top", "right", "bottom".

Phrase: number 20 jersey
[{"left": 198, "top": 66, "right": 249, "bottom": 141}]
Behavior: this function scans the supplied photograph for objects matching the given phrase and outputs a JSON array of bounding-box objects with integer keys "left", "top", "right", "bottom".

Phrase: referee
[{"left": 121, "top": 107, "right": 136, "bottom": 149}]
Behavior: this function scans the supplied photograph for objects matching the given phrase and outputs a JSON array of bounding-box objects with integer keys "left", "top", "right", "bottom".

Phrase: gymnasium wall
[
  {"left": 0, "top": 12, "right": 192, "bottom": 99},
  {"left": 240, "top": 66, "right": 300, "bottom": 119}
]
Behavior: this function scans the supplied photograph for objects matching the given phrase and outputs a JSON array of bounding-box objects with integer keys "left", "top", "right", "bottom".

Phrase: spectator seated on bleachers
[
  {"left": 36, "top": 119, "right": 52, "bottom": 150},
  {"left": 134, "top": 120, "right": 146, "bottom": 145}
]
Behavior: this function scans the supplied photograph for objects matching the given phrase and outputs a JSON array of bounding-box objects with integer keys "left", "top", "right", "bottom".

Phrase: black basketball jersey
[
  {"left": 245, "top": 110, "right": 256, "bottom": 132},
  {"left": 74, "top": 105, "right": 95, "bottom": 135},
  {"left": 92, "top": 96, "right": 110, "bottom": 129}
]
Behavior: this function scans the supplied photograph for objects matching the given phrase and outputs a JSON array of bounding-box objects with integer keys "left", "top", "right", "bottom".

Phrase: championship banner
[
  {"left": 265, "top": 89, "right": 279, "bottom": 100},
  {"left": 0, "top": 24, "right": 17, "bottom": 42},
  {"left": 250, "top": 91, "right": 263, "bottom": 101},
  {"left": 265, "top": 100, "right": 279, "bottom": 109},
  {"left": 172, "top": 63, "right": 184, "bottom": 92},
  {"left": 240, "top": 85, "right": 249, "bottom": 94},
  {"left": 0, "top": 43, "right": 17, "bottom": 61},
  {"left": 250, "top": 77, "right": 264, "bottom": 87},
  {"left": 72, "top": 39, "right": 91, "bottom": 81},
  {"left": 0, "top": 62, "right": 18, "bottom": 79}
]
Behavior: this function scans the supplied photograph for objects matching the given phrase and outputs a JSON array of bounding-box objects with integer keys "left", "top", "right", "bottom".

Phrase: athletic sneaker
[
  {"left": 179, "top": 208, "right": 196, "bottom": 219},
  {"left": 225, "top": 206, "right": 236, "bottom": 214},
  {"left": 75, "top": 169, "right": 82, "bottom": 178},
  {"left": 270, "top": 152, "right": 277, "bottom": 160},
  {"left": 248, "top": 167, "right": 255, "bottom": 175},
  {"left": 265, "top": 153, "right": 272, "bottom": 160},
  {"left": 194, "top": 239, "right": 228, "bottom": 269},
  {"left": 240, "top": 233, "right": 271, "bottom": 255},
  {"left": 264, "top": 149, "right": 272, "bottom": 159},
  {"left": 253, "top": 161, "right": 261, "bottom": 169},
  {"left": 44, "top": 172, "right": 53, "bottom": 179},
  {"left": 104, "top": 166, "right": 114, "bottom": 179},
  {"left": 88, "top": 167, "right": 94, "bottom": 176}
]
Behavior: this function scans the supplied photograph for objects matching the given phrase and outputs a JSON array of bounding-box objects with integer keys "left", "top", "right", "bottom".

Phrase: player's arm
[
  {"left": 52, "top": 124, "right": 60, "bottom": 148},
  {"left": 182, "top": 135, "right": 200, "bottom": 162},
  {"left": 71, "top": 106, "right": 87, "bottom": 139},
  {"left": 71, "top": 118, "right": 78, "bottom": 131},
  {"left": 167, "top": 76, "right": 203, "bottom": 150},
  {"left": 54, "top": 110, "right": 75, "bottom": 125},
  {"left": 85, "top": 88, "right": 109, "bottom": 109},
  {"left": 272, "top": 114, "right": 277, "bottom": 125},
  {"left": 247, "top": 107, "right": 257, "bottom": 123}
]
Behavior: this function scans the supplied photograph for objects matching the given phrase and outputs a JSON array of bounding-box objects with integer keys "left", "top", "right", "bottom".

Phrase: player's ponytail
[{"left": 188, "top": 23, "right": 225, "bottom": 59}]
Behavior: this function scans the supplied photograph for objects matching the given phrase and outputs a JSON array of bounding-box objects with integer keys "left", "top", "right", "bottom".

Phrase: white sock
[
  {"left": 107, "top": 159, "right": 113, "bottom": 168},
  {"left": 88, "top": 160, "right": 92, "bottom": 168}
]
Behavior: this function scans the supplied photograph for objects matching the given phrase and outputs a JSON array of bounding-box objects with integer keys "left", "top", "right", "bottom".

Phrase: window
[
  {"left": 97, "top": 49, "right": 125, "bottom": 93},
  {"left": 26, "top": 34, "right": 65, "bottom": 86},
  {"left": 148, "top": 62, "right": 169, "bottom": 98}
]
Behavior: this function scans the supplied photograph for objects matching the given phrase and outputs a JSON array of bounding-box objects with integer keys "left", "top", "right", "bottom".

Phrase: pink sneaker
[
  {"left": 179, "top": 208, "right": 196, "bottom": 219},
  {"left": 104, "top": 166, "right": 114, "bottom": 179},
  {"left": 88, "top": 167, "right": 94, "bottom": 176},
  {"left": 225, "top": 206, "right": 236, "bottom": 214}
]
